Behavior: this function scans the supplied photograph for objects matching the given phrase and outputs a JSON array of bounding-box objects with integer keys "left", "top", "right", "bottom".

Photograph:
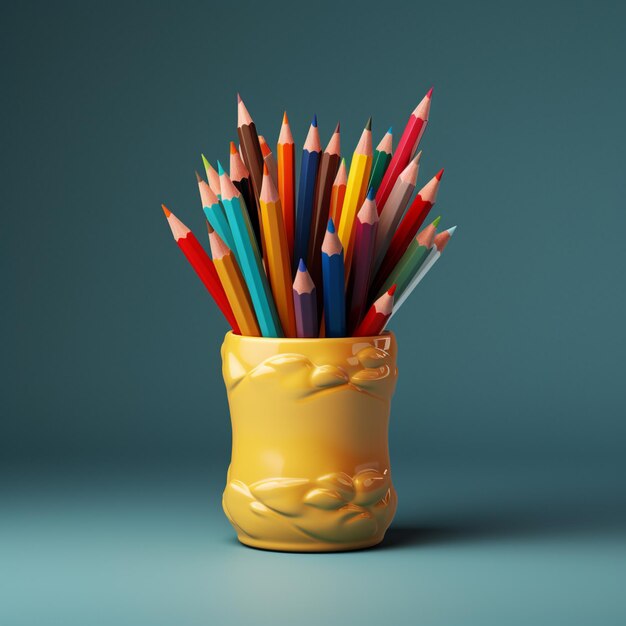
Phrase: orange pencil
[
  {"left": 259, "top": 135, "right": 278, "bottom": 188},
  {"left": 207, "top": 223, "right": 260, "bottom": 337},
  {"left": 277, "top": 112, "right": 296, "bottom": 262},
  {"left": 329, "top": 158, "right": 347, "bottom": 224}
]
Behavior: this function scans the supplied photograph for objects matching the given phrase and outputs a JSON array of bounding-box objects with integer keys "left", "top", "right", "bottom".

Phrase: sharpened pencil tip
[
  {"left": 327, "top": 218, "right": 335, "bottom": 233},
  {"left": 334, "top": 121, "right": 340, "bottom": 133},
  {"left": 263, "top": 162, "right": 269, "bottom": 176},
  {"left": 206, "top": 220, "right": 214, "bottom": 234},
  {"left": 387, "top": 126, "right": 393, "bottom": 134},
  {"left": 427, "top": 86, "right": 434, "bottom": 99},
  {"left": 436, "top": 168, "right": 444, "bottom": 180},
  {"left": 229, "top": 141, "right": 237, "bottom": 154},
  {"left": 217, "top": 160, "right": 225, "bottom": 176},
  {"left": 298, "top": 258, "right": 307, "bottom": 272},
  {"left": 161, "top": 204, "right": 171, "bottom": 217},
  {"left": 388, "top": 284, "right": 397, "bottom": 296},
  {"left": 448, "top": 225, "right": 457, "bottom": 236},
  {"left": 367, "top": 186, "right": 376, "bottom": 200},
  {"left": 195, "top": 171, "right": 202, "bottom": 183},
  {"left": 365, "top": 117, "right": 372, "bottom": 131},
  {"left": 433, "top": 215, "right": 442, "bottom": 228},
  {"left": 312, "top": 114, "right": 318, "bottom": 127},
  {"left": 282, "top": 111, "right": 289, "bottom": 124},
  {"left": 237, "top": 93, "right": 242, "bottom": 103}
]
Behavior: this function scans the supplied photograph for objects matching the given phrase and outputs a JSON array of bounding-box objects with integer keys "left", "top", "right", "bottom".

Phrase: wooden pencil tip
[
  {"left": 229, "top": 141, "right": 237, "bottom": 154},
  {"left": 327, "top": 218, "right": 335, "bottom": 233},
  {"left": 387, "top": 126, "right": 393, "bottom": 134},
  {"left": 312, "top": 114, "right": 318, "bottom": 128},
  {"left": 195, "top": 171, "right": 202, "bottom": 183},
  {"left": 388, "top": 284, "right": 397, "bottom": 296},
  {"left": 365, "top": 117, "right": 372, "bottom": 131},
  {"left": 206, "top": 220, "right": 214, "bottom": 234},
  {"left": 427, "top": 86, "right": 434, "bottom": 99},
  {"left": 334, "top": 121, "right": 340, "bottom": 133},
  {"left": 161, "top": 204, "right": 171, "bottom": 217},
  {"left": 282, "top": 111, "right": 289, "bottom": 124},
  {"left": 433, "top": 215, "right": 442, "bottom": 228},
  {"left": 436, "top": 168, "right": 444, "bottom": 181},
  {"left": 366, "top": 186, "right": 376, "bottom": 200},
  {"left": 217, "top": 160, "right": 226, "bottom": 176},
  {"left": 263, "top": 162, "right": 269, "bottom": 176},
  {"left": 298, "top": 258, "right": 307, "bottom": 273},
  {"left": 237, "top": 93, "right": 242, "bottom": 103}
]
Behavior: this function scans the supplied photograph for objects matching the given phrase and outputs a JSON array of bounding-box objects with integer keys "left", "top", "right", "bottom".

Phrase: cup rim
[{"left": 224, "top": 330, "right": 394, "bottom": 344}]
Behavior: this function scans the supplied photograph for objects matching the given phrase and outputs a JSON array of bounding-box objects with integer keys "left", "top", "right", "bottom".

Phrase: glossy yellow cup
[{"left": 221, "top": 331, "right": 398, "bottom": 552}]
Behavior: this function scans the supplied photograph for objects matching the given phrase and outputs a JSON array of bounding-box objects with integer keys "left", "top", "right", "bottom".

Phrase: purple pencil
[
  {"left": 293, "top": 259, "right": 319, "bottom": 338},
  {"left": 347, "top": 188, "right": 379, "bottom": 332}
]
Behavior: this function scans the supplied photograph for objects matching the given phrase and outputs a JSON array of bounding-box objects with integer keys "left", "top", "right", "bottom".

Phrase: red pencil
[
  {"left": 371, "top": 169, "right": 443, "bottom": 295},
  {"left": 375, "top": 88, "right": 432, "bottom": 215},
  {"left": 162, "top": 205, "right": 239, "bottom": 333},
  {"left": 353, "top": 285, "right": 396, "bottom": 337}
]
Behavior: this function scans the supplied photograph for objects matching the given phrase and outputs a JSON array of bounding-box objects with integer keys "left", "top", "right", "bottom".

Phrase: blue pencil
[
  {"left": 196, "top": 172, "right": 239, "bottom": 266},
  {"left": 321, "top": 218, "right": 346, "bottom": 337},
  {"left": 218, "top": 161, "right": 283, "bottom": 337},
  {"left": 294, "top": 115, "right": 322, "bottom": 271}
]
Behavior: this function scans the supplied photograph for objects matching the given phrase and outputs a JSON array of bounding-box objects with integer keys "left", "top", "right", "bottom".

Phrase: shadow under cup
[{"left": 220, "top": 331, "right": 399, "bottom": 552}]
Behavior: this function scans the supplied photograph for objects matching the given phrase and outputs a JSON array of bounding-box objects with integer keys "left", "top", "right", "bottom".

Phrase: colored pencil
[
  {"left": 294, "top": 116, "right": 322, "bottom": 271},
  {"left": 259, "top": 164, "right": 297, "bottom": 337},
  {"left": 337, "top": 118, "right": 373, "bottom": 280},
  {"left": 377, "top": 216, "right": 440, "bottom": 299},
  {"left": 392, "top": 226, "right": 456, "bottom": 317},
  {"left": 368, "top": 127, "right": 393, "bottom": 193},
  {"left": 229, "top": 141, "right": 261, "bottom": 252},
  {"left": 201, "top": 155, "right": 221, "bottom": 199},
  {"left": 196, "top": 171, "right": 238, "bottom": 263},
  {"left": 373, "top": 169, "right": 443, "bottom": 293},
  {"left": 373, "top": 151, "right": 421, "bottom": 273},
  {"left": 236, "top": 94, "right": 265, "bottom": 209},
  {"left": 353, "top": 285, "right": 396, "bottom": 337},
  {"left": 207, "top": 223, "right": 260, "bottom": 337},
  {"left": 307, "top": 122, "right": 341, "bottom": 300},
  {"left": 321, "top": 219, "right": 345, "bottom": 338},
  {"left": 375, "top": 88, "right": 432, "bottom": 215},
  {"left": 277, "top": 112, "right": 296, "bottom": 262},
  {"left": 258, "top": 135, "right": 278, "bottom": 188},
  {"left": 218, "top": 163, "right": 283, "bottom": 337},
  {"left": 162, "top": 205, "right": 238, "bottom": 332},
  {"left": 329, "top": 158, "right": 347, "bottom": 224},
  {"left": 292, "top": 259, "right": 318, "bottom": 338},
  {"left": 347, "top": 188, "right": 379, "bottom": 332}
]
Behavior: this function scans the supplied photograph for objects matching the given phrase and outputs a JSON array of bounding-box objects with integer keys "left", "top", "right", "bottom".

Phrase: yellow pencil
[
  {"left": 337, "top": 118, "right": 373, "bottom": 281},
  {"left": 259, "top": 164, "right": 297, "bottom": 337},
  {"left": 207, "top": 223, "right": 260, "bottom": 337}
]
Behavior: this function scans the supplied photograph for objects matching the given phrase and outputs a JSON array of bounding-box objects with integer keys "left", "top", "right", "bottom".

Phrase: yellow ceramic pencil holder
[{"left": 221, "top": 331, "right": 399, "bottom": 552}]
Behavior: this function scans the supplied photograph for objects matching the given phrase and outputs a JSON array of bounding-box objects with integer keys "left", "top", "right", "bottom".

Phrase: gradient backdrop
[{"left": 2, "top": 1, "right": 625, "bottom": 624}]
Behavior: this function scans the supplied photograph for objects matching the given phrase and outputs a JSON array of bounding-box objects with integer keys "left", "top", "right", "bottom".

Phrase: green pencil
[
  {"left": 368, "top": 127, "right": 393, "bottom": 194},
  {"left": 378, "top": 216, "right": 440, "bottom": 299}
]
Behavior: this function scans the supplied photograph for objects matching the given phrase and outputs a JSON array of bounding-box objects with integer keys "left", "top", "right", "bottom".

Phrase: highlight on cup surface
[{"left": 162, "top": 89, "right": 457, "bottom": 338}]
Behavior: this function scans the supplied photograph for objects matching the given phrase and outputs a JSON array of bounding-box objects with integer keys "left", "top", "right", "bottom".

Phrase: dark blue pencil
[
  {"left": 293, "top": 259, "right": 318, "bottom": 338},
  {"left": 321, "top": 218, "right": 346, "bottom": 337},
  {"left": 294, "top": 115, "right": 321, "bottom": 271}
]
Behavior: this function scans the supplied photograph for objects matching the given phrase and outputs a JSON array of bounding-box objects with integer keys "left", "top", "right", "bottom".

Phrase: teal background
[{"left": 2, "top": 0, "right": 625, "bottom": 624}]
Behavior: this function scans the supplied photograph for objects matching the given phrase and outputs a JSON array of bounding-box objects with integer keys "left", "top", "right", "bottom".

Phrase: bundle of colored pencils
[{"left": 163, "top": 89, "right": 457, "bottom": 338}]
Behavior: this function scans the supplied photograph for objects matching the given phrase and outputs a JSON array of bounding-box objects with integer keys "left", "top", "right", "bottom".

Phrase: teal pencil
[
  {"left": 196, "top": 172, "right": 238, "bottom": 265},
  {"left": 218, "top": 162, "right": 283, "bottom": 337}
]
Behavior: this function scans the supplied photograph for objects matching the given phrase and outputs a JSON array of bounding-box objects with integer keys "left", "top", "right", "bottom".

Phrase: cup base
[{"left": 236, "top": 534, "right": 386, "bottom": 553}]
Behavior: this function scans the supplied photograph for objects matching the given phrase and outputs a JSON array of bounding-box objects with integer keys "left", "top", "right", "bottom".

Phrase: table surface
[{"left": 2, "top": 465, "right": 625, "bottom": 626}]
